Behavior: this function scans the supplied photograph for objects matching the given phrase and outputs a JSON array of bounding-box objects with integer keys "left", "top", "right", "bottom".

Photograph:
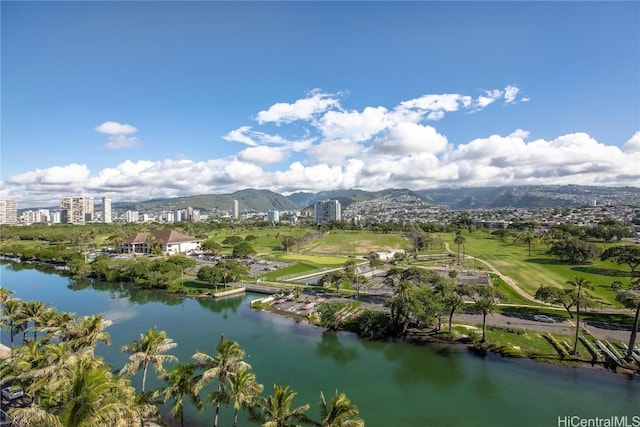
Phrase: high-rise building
[
  {"left": 0, "top": 199, "right": 18, "bottom": 225},
  {"left": 267, "top": 210, "right": 280, "bottom": 223},
  {"left": 233, "top": 200, "right": 239, "bottom": 219},
  {"left": 102, "top": 197, "right": 112, "bottom": 223},
  {"left": 314, "top": 200, "right": 341, "bottom": 224},
  {"left": 60, "top": 195, "right": 94, "bottom": 224},
  {"left": 60, "top": 196, "right": 73, "bottom": 224},
  {"left": 124, "top": 210, "right": 139, "bottom": 223}
]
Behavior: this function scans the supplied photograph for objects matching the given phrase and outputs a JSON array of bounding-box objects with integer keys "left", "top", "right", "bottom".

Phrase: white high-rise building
[
  {"left": 124, "top": 210, "right": 139, "bottom": 223},
  {"left": 0, "top": 199, "right": 18, "bottom": 225},
  {"left": 314, "top": 200, "right": 341, "bottom": 224},
  {"left": 102, "top": 197, "right": 112, "bottom": 223},
  {"left": 267, "top": 210, "right": 280, "bottom": 223},
  {"left": 232, "top": 200, "right": 239, "bottom": 219}
]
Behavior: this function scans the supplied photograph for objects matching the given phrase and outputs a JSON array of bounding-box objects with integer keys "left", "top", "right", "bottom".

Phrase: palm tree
[
  {"left": 317, "top": 390, "right": 364, "bottom": 427},
  {"left": 67, "top": 314, "right": 112, "bottom": 352},
  {"left": 453, "top": 232, "right": 466, "bottom": 264},
  {"left": 467, "top": 285, "right": 503, "bottom": 343},
  {"left": 22, "top": 300, "right": 50, "bottom": 341},
  {"left": 227, "top": 367, "right": 264, "bottom": 427},
  {"left": 10, "top": 351, "right": 141, "bottom": 427},
  {"left": 615, "top": 274, "right": 640, "bottom": 361},
  {"left": 2, "top": 298, "right": 23, "bottom": 347},
  {"left": 193, "top": 334, "right": 248, "bottom": 427},
  {"left": 0, "top": 287, "right": 14, "bottom": 305},
  {"left": 155, "top": 363, "right": 203, "bottom": 427},
  {"left": 120, "top": 327, "right": 178, "bottom": 394},
  {"left": 567, "top": 276, "right": 593, "bottom": 355},
  {"left": 256, "top": 384, "right": 312, "bottom": 427}
]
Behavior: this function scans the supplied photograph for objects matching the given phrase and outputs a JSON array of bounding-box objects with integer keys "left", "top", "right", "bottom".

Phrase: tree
[
  {"left": 193, "top": 334, "right": 248, "bottom": 427},
  {"left": 613, "top": 275, "right": 640, "bottom": 361},
  {"left": 601, "top": 245, "right": 640, "bottom": 274},
  {"left": 2, "top": 298, "right": 23, "bottom": 347},
  {"left": 22, "top": 300, "right": 50, "bottom": 341},
  {"left": 514, "top": 231, "right": 538, "bottom": 256},
  {"left": 10, "top": 351, "right": 142, "bottom": 427},
  {"left": 227, "top": 367, "right": 264, "bottom": 427},
  {"left": 317, "top": 390, "right": 364, "bottom": 427},
  {"left": 67, "top": 314, "right": 112, "bottom": 352},
  {"left": 443, "top": 285, "right": 468, "bottom": 333},
  {"left": 255, "top": 384, "right": 311, "bottom": 427},
  {"left": 453, "top": 232, "right": 466, "bottom": 264},
  {"left": 201, "top": 238, "right": 223, "bottom": 255},
  {"left": 233, "top": 241, "right": 257, "bottom": 258},
  {"left": 0, "top": 286, "right": 15, "bottom": 305},
  {"left": 280, "top": 235, "right": 297, "bottom": 252},
  {"left": 317, "top": 301, "right": 346, "bottom": 331},
  {"left": 548, "top": 239, "right": 602, "bottom": 264},
  {"left": 534, "top": 286, "right": 580, "bottom": 318},
  {"left": 567, "top": 276, "right": 593, "bottom": 355},
  {"left": 466, "top": 285, "right": 504, "bottom": 343},
  {"left": 155, "top": 363, "right": 203, "bottom": 427},
  {"left": 222, "top": 235, "right": 244, "bottom": 245},
  {"left": 120, "top": 327, "right": 178, "bottom": 394}
]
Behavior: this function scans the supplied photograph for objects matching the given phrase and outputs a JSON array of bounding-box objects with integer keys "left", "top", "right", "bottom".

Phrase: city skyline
[{"left": 1, "top": 1, "right": 639, "bottom": 208}]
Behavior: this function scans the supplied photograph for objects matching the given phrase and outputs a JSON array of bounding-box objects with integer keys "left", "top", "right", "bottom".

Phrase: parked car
[
  {"left": 2, "top": 386, "right": 24, "bottom": 401},
  {"left": 533, "top": 314, "right": 556, "bottom": 323}
]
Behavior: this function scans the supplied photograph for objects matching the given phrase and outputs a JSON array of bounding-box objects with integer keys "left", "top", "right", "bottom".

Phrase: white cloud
[
  {"left": 257, "top": 90, "right": 340, "bottom": 124},
  {"left": 477, "top": 90, "right": 502, "bottom": 108},
  {"left": 223, "top": 126, "right": 257, "bottom": 146},
  {"left": 622, "top": 131, "right": 640, "bottom": 153},
  {"left": 95, "top": 121, "right": 137, "bottom": 135},
  {"left": 95, "top": 121, "right": 139, "bottom": 149},
  {"left": 307, "top": 139, "right": 363, "bottom": 165},
  {"left": 104, "top": 135, "right": 139, "bottom": 149},
  {"left": 7, "top": 164, "right": 91, "bottom": 185},
  {"left": 237, "top": 146, "right": 287, "bottom": 165},
  {"left": 7, "top": 88, "right": 639, "bottom": 208},
  {"left": 504, "top": 85, "right": 520, "bottom": 103},
  {"left": 372, "top": 122, "right": 448, "bottom": 155},
  {"left": 318, "top": 106, "right": 391, "bottom": 141}
]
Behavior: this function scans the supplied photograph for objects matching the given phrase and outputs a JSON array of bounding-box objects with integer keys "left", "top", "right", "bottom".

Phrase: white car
[
  {"left": 533, "top": 314, "right": 556, "bottom": 323},
  {"left": 2, "top": 386, "right": 24, "bottom": 401}
]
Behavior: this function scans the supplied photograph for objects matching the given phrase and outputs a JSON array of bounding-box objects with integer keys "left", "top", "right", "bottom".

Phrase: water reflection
[
  {"left": 316, "top": 331, "right": 358, "bottom": 364},
  {"left": 197, "top": 294, "right": 243, "bottom": 316},
  {"left": 367, "top": 339, "right": 465, "bottom": 388}
]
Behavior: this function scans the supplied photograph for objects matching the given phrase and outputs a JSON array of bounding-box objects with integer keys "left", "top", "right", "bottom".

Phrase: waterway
[{"left": 1, "top": 262, "right": 638, "bottom": 427}]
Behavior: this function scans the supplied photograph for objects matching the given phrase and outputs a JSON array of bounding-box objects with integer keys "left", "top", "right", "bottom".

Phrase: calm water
[{"left": 1, "top": 262, "right": 638, "bottom": 427}]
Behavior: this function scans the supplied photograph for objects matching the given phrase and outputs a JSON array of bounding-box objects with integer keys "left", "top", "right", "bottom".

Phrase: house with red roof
[{"left": 118, "top": 229, "right": 202, "bottom": 255}]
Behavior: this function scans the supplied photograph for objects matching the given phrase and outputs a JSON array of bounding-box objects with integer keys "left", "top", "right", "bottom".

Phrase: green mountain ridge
[{"left": 108, "top": 185, "right": 640, "bottom": 214}]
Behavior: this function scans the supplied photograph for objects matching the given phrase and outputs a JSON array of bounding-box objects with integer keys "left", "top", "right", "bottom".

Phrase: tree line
[{"left": 0, "top": 289, "right": 365, "bottom": 427}]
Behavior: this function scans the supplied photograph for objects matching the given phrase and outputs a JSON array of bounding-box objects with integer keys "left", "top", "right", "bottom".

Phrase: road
[{"left": 453, "top": 312, "right": 632, "bottom": 342}]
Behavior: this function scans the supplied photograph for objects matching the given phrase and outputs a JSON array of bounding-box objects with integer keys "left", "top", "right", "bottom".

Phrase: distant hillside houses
[{"left": 118, "top": 229, "right": 202, "bottom": 255}]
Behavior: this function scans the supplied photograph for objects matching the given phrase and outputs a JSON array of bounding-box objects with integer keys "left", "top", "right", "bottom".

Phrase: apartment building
[
  {"left": 102, "top": 197, "right": 112, "bottom": 223},
  {"left": 313, "top": 199, "right": 341, "bottom": 224},
  {"left": 0, "top": 199, "right": 18, "bottom": 225}
]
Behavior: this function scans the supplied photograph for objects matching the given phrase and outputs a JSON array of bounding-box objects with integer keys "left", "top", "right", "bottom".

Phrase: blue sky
[{"left": 1, "top": 1, "right": 639, "bottom": 208}]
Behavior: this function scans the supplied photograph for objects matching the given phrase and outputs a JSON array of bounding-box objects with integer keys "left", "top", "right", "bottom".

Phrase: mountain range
[{"left": 111, "top": 185, "right": 640, "bottom": 214}]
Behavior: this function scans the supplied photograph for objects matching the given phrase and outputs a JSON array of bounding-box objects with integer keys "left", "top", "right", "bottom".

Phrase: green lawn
[
  {"left": 302, "top": 230, "right": 411, "bottom": 255},
  {"left": 259, "top": 262, "right": 320, "bottom": 281},
  {"left": 442, "top": 233, "right": 631, "bottom": 307}
]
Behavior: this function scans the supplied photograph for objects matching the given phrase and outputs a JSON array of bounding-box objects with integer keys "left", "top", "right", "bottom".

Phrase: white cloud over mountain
[{"left": 2, "top": 87, "right": 639, "bottom": 207}]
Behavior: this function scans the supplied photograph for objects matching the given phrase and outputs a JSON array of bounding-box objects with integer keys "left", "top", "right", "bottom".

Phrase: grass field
[
  {"left": 441, "top": 232, "right": 631, "bottom": 308},
  {"left": 277, "top": 253, "right": 350, "bottom": 266},
  {"left": 302, "top": 230, "right": 411, "bottom": 255}
]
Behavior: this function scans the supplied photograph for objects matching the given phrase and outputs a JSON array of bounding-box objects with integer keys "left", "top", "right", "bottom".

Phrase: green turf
[{"left": 441, "top": 232, "right": 631, "bottom": 307}]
